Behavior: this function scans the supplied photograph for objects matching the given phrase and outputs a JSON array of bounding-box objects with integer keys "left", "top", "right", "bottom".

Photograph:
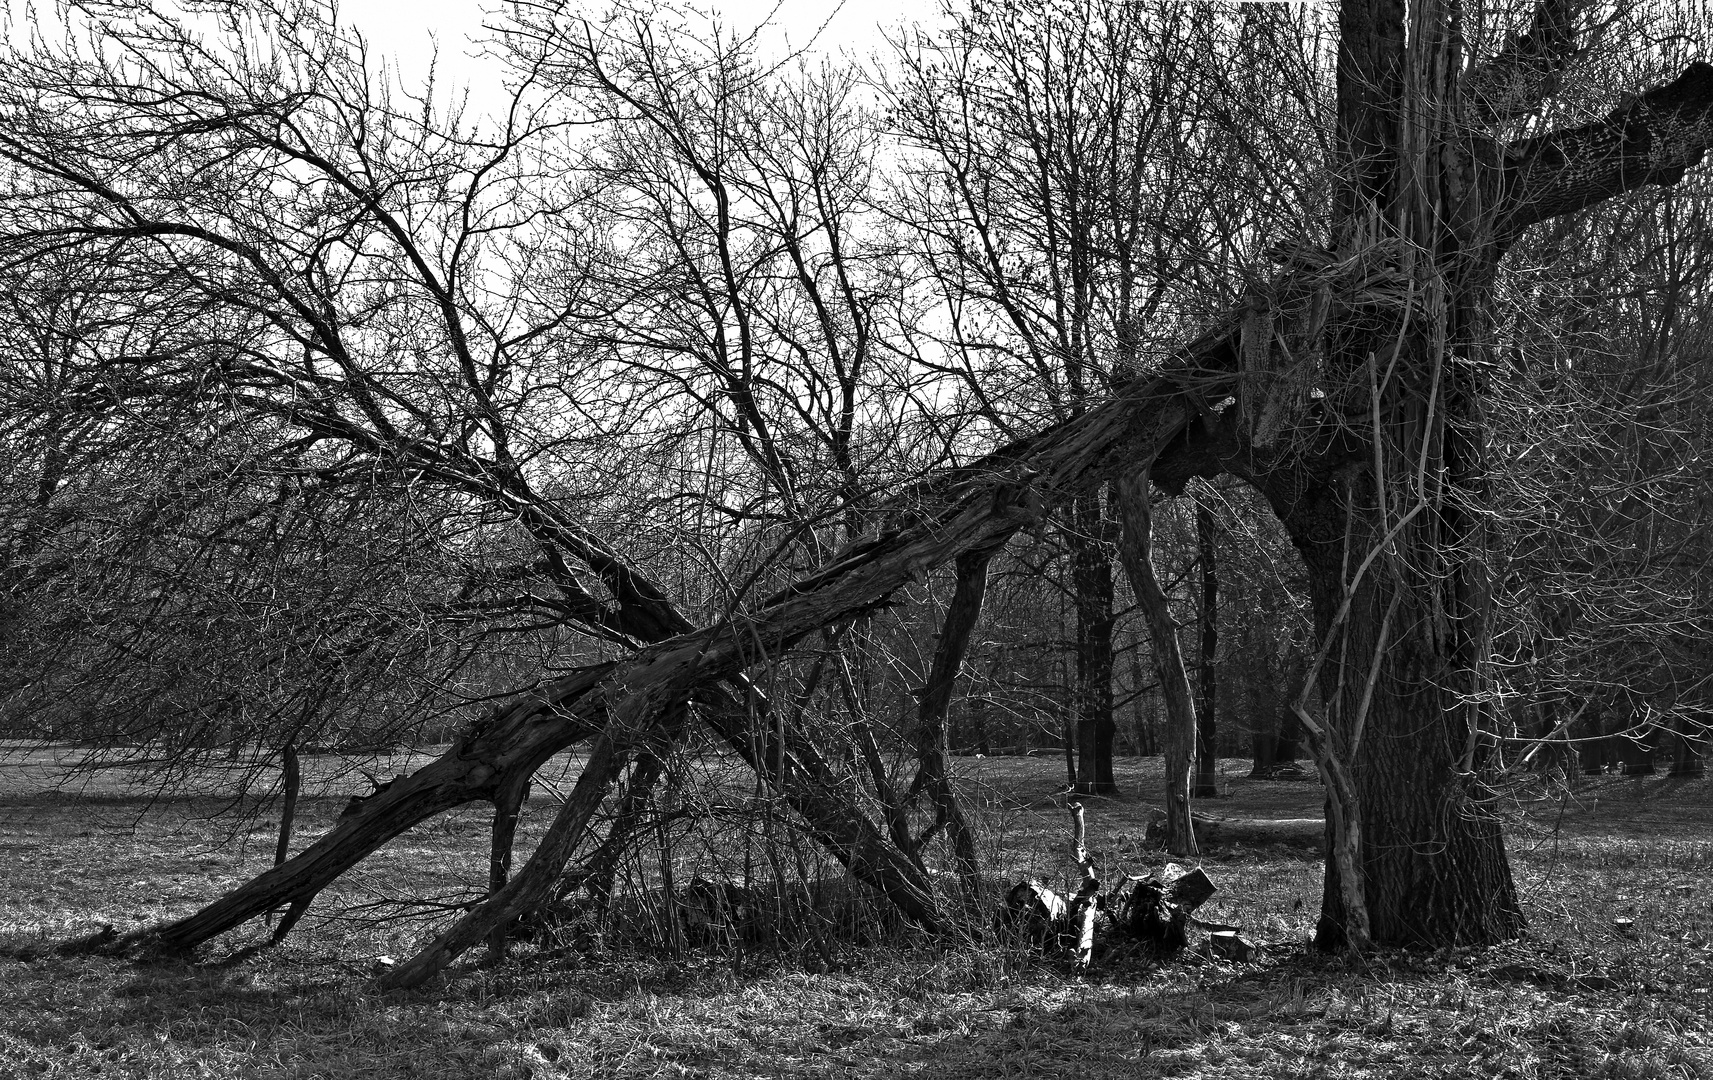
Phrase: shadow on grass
[{"left": 6, "top": 929, "right": 1710, "bottom": 1080}]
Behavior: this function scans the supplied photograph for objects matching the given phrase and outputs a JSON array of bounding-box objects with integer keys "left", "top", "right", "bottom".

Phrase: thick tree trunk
[
  {"left": 1672, "top": 722, "right": 1707, "bottom": 778},
  {"left": 1193, "top": 491, "right": 1219, "bottom": 798},
  {"left": 1114, "top": 472, "right": 1197, "bottom": 857},
  {"left": 1249, "top": 726, "right": 1277, "bottom": 778}
]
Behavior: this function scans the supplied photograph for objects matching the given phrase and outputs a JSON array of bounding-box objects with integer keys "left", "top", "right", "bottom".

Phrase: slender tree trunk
[
  {"left": 1193, "top": 491, "right": 1220, "bottom": 798},
  {"left": 1114, "top": 472, "right": 1197, "bottom": 856},
  {"left": 274, "top": 741, "right": 300, "bottom": 868},
  {"left": 380, "top": 726, "right": 638, "bottom": 988},
  {"left": 564, "top": 751, "right": 666, "bottom": 907},
  {"left": 1070, "top": 493, "right": 1118, "bottom": 795},
  {"left": 911, "top": 547, "right": 995, "bottom": 901},
  {"left": 485, "top": 770, "right": 533, "bottom": 960}
]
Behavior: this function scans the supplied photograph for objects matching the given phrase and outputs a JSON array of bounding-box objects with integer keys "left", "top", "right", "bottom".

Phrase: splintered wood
[{"left": 1001, "top": 802, "right": 1262, "bottom": 967}]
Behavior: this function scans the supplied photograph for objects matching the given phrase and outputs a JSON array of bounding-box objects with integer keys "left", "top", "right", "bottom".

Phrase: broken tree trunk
[
  {"left": 378, "top": 725, "right": 639, "bottom": 989},
  {"left": 1066, "top": 801, "right": 1100, "bottom": 967},
  {"left": 147, "top": 662, "right": 617, "bottom": 954},
  {"left": 131, "top": 225, "right": 1443, "bottom": 970},
  {"left": 1118, "top": 864, "right": 1217, "bottom": 957}
]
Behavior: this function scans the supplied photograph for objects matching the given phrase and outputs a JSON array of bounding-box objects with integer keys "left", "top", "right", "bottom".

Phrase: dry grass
[{"left": 1, "top": 752, "right": 1709, "bottom": 1079}]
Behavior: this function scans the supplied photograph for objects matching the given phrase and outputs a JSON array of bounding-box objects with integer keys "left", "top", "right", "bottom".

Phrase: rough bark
[
  {"left": 1114, "top": 472, "right": 1198, "bottom": 857},
  {"left": 1463, "top": 0, "right": 1585, "bottom": 125},
  {"left": 1497, "top": 62, "right": 1713, "bottom": 242},
  {"left": 1304, "top": 0, "right": 1522, "bottom": 949}
]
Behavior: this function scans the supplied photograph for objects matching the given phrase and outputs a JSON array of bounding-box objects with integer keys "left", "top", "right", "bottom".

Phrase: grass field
[{"left": 1, "top": 749, "right": 1710, "bottom": 1079}]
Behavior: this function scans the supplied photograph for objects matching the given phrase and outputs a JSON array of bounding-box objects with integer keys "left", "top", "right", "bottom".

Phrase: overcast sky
[{"left": 337, "top": 0, "right": 927, "bottom": 105}]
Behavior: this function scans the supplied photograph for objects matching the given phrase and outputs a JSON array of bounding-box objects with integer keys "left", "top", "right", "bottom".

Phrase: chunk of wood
[
  {"left": 1207, "top": 928, "right": 1260, "bottom": 962},
  {"left": 1164, "top": 865, "right": 1217, "bottom": 912},
  {"left": 1118, "top": 863, "right": 1218, "bottom": 956},
  {"left": 1001, "top": 880, "right": 1067, "bottom": 947}
]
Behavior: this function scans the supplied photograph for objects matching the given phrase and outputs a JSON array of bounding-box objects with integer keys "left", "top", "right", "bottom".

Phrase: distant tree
[{"left": 888, "top": 0, "right": 1324, "bottom": 802}]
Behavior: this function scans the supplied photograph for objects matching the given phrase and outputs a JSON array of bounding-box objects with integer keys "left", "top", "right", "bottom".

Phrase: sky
[{"left": 337, "top": 0, "right": 928, "bottom": 105}]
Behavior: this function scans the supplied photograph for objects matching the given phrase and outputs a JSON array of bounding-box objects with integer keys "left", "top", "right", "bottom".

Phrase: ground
[{"left": 0, "top": 747, "right": 1709, "bottom": 1079}]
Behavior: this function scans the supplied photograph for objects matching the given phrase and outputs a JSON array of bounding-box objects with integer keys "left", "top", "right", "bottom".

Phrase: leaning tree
[{"left": 4, "top": 0, "right": 1712, "bottom": 984}]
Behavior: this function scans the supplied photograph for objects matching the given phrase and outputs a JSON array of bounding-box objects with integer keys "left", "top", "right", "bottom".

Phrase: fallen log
[{"left": 1146, "top": 808, "right": 1325, "bottom": 849}]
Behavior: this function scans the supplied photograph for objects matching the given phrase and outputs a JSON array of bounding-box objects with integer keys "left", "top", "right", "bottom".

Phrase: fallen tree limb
[
  {"left": 145, "top": 662, "right": 618, "bottom": 954},
  {"left": 132, "top": 234, "right": 1406, "bottom": 970}
]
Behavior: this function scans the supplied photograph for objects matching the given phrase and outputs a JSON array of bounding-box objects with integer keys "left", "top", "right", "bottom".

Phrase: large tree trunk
[{"left": 1301, "top": 0, "right": 1523, "bottom": 948}]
